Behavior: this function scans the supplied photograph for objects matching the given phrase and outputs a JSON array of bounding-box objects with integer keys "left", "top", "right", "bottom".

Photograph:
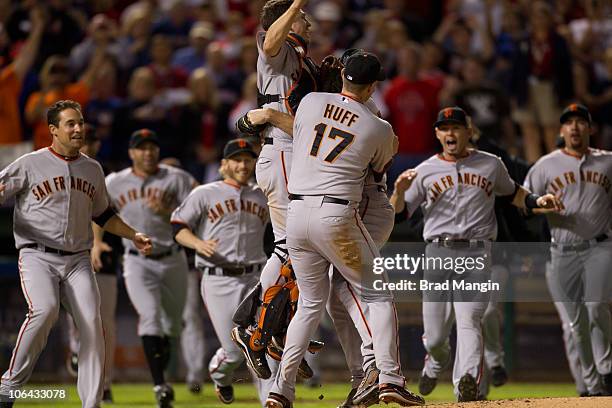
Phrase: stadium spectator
[
  {"left": 69, "top": 14, "right": 121, "bottom": 76},
  {"left": 510, "top": 1, "right": 574, "bottom": 163},
  {"left": 0, "top": 7, "right": 44, "bottom": 146},
  {"left": 148, "top": 34, "right": 188, "bottom": 90},
  {"left": 115, "top": 5, "right": 154, "bottom": 71},
  {"left": 24, "top": 53, "right": 102, "bottom": 149},
  {"left": 172, "top": 21, "right": 215, "bottom": 74}
]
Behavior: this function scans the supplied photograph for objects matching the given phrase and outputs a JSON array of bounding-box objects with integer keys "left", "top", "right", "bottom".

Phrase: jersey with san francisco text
[
  {"left": 525, "top": 148, "right": 612, "bottom": 243},
  {"left": 0, "top": 147, "right": 109, "bottom": 252},
  {"left": 288, "top": 92, "right": 397, "bottom": 202},
  {"left": 170, "top": 180, "right": 269, "bottom": 269},
  {"left": 105, "top": 164, "right": 196, "bottom": 254},
  {"left": 404, "top": 149, "right": 516, "bottom": 241}
]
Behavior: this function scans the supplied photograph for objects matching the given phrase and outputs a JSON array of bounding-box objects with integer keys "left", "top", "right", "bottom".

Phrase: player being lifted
[{"left": 391, "top": 107, "right": 561, "bottom": 402}]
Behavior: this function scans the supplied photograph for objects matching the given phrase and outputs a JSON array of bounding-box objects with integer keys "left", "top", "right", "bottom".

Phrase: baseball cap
[
  {"left": 340, "top": 48, "right": 362, "bottom": 66},
  {"left": 223, "top": 138, "right": 257, "bottom": 159},
  {"left": 344, "top": 52, "right": 386, "bottom": 85},
  {"left": 434, "top": 107, "right": 468, "bottom": 128},
  {"left": 129, "top": 129, "right": 160, "bottom": 148},
  {"left": 560, "top": 103, "right": 592, "bottom": 125}
]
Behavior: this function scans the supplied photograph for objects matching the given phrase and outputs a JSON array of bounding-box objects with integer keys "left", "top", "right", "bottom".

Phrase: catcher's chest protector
[{"left": 285, "top": 33, "right": 318, "bottom": 115}]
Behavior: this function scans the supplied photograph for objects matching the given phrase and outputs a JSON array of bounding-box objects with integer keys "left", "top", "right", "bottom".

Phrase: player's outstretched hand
[
  {"left": 394, "top": 169, "right": 417, "bottom": 194},
  {"left": 535, "top": 193, "right": 562, "bottom": 213},
  {"left": 195, "top": 239, "right": 218, "bottom": 257},
  {"left": 247, "top": 109, "right": 271, "bottom": 126},
  {"left": 91, "top": 241, "right": 112, "bottom": 272},
  {"left": 134, "top": 233, "right": 152, "bottom": 255}
]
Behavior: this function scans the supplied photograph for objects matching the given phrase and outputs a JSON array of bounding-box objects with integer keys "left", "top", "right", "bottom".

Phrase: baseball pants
[
  {"left": 271, "top": 197, "right": 403, "bottom": 401},
  {"left": 421, "top": 243, "right": 490, "bottom": 398},
  {"left": 1, "top": 249, "right": 104, "bottom": 408},
  {"left": 326, "top": 188, "right": 395, "bottom": 386},
  {"left": 68, "top": 273, "right": 117, "bottom": 391},
  {"left": 181, "top": 269, "right": 206, "bottom": 386},
  {"left": 123, "top": 250, "right": 188, "bottom": 337},
  {"left": 201, "top": 270, "right": 274, "bottom": 406},
  {"left": 548, "top": 241, "right": 612, "bottom": 394}
]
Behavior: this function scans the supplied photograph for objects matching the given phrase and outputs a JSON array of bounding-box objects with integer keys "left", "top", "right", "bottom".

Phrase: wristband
[{"left": 525, "top": 193, "right": 540, "bottom": 209}]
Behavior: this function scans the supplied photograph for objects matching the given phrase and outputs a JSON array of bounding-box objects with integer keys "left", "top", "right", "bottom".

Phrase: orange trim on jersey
[
  {"left": 339, "top": 93, "right": 362, "bottom": 104},
  {"left": 346, "top": 282, "right": 372, "bottom": 338},
  {"left": 354, "top": 210, "right": 377, "bottom": 259},
  {"left": 360, "top": 195, "right": 370, "bottom": 219},
  {"left": 9, "top": 257, "right": 33, "bottom": 377},
  {"left": 47, "top": 147, "right": 81, "bottom": 162},
  {"left": 223, "top": 179, "right": 242, "bottom": 190},
  {"left": 280, "top": 151, "right": 289, "bottom": 188},
  {"left": 436, "top": 149, "right": 472, "bottom": 162},
  {"left": 130, "top": 166, "right": 160, "bottom": 179},
  {"left": 561, "top": 148, "right": 589, "bottom": 159}
]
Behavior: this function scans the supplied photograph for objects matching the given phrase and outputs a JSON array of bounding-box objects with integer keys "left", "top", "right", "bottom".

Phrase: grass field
[{"left": 9, "top": 382, "right": 579, "bottom": 407}]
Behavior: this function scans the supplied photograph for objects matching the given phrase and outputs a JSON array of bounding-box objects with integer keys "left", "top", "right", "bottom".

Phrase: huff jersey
[
  {"left": 288, "top": 92, "right": 397, "bottom": 202},
  {"left": 106, "top": 164, "right": 196, "bottom": 253},
  {"left": 525, "top": 148, "right": 612, "bottom": 243},
  {"left": 0, "top": 148, "right": 109, "bottom": 252},
  {"left": 404, "top": 150, "right": 516, "bottom": 240},
  {"left": 256, "top": 32, "right": 302, "bottom": 150},
  {"left": 171, "top": 180, "right": 269, "bottom": 268}
]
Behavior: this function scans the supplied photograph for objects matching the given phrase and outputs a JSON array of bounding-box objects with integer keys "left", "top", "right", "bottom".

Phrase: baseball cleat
[
  {"left": 457, "top": 373, "right": 478, "bottom": 402},
  {"left": 102, "top": 388, "right": 113, "bottom": 403},
  {"left": 153, "top": 384, "right": 174, "bottom": 408},
  {"left": 266, "top": 342, "right": 313, "bottom": 379},
  {"left": 491, "top": 365, "right": 508, "bottom": 387},
  {"left": 602, "top": 372, "right": 612, "bottom": 395},
  {"left": 337, "top": 387, "right": 358, "bottom": 408},
  {"left": 188, "top": 382, "right": 202, "bottom": 394},
  {"left": 265, "top": 392, "right": 292, "bottom": 408},
  {"left": 351, "top": 363, "right": 379, "bottom": 406},
  {"left": 231, "top": 327, "right": 271, "bottom": 379},
  {"left": 66, "top": 352, "right": 78, "bottom": 378},
  {"left": 418, "top": 373, "right": 437, "bottom": 395},
  {"left": 271, "top": 335, "right": 324, "bottom": 354},
  {"left": 378, "top": 383, "right": 425, "bottom": 406},
  {"left": 215, "top": 385, "right": 234, "bottom": 404}
]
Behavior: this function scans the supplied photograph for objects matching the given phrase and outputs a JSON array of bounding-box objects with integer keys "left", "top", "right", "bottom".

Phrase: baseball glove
[
  {"left": 318, "top": 55, "right": 344, "bottom": 93},
  {"left": 236, "top": 112, "right": 267, "bottom": 135}
]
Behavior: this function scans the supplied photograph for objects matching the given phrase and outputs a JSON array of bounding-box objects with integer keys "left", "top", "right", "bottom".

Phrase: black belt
[
  {"left": 257, "top": 92, "right": 281, "bottom": 107},
  {"left": 21, "top": 244, "right": 85, "bottom": 256},
  {"left": 128, "top": 246, "right": 181, "bottom": 260},
  {"left": 288, "top": 194, "right": 350, "bottom": 205},
  {"left": 199, "top": 264, "right": 262, "bottom": 277},
  {"left": 264, "top": 137, "right": 274, "bottom": 145},
  {"left": 551, "top": 233, "right": 609, "bottom": 252},
  {"left": 426, "top": 238, "right": 487, "bottom": 249}
]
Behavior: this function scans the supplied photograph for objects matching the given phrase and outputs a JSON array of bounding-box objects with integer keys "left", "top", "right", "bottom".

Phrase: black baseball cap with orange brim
[
  {"left": 560, "top": 103, "right": 592, "bottom": 125},
  {"left": 434, "top": 107, "right": 468, "bottom": 128},
  {"left": 129, "top": 129, "right": 160, "bottom": 148},
  {"left": 223, "top": 138, "right": 257, "bottom": 159}
]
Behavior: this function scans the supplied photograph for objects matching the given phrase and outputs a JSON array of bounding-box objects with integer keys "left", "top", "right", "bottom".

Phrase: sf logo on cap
[
  {"left": 569, "top": 104, "right": 578, "bottom": 112},
  {"left": 237, "top": 139, "right": 247, "bottom": 148},
  {"left": 443, "top": 108, "right": 453, "bottom": 118}
]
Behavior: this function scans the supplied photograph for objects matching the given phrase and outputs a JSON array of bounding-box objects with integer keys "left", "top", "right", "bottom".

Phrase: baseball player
[
  {"left": 242, "top": 48, "right": 391, "bottom": 405},
  {"left": 104, "top": 129, "right": 195, "bottom": 408},
  {"left": 171, "top": 139, "right": 272, "bottom": 405},
  {"left": 524, "top": 103, "right": 612, "bottom": 396},
  {"left": 0, "top": 100, "right": 152, "bottom": 408},
  {"left": 265, "top": 52, "right": 424, "bottom": 408},
  {"left": 230, "top": 0, "right": 320, "bottom": 379},
  {"left": 158, "top": 157, "right": 206, "bottom": 395},
  {"left": 65, "top": 124, "right": 121, "bottom": 404},
  {"left": 391, "top": 107, "right": 560, "bottom": 402}
]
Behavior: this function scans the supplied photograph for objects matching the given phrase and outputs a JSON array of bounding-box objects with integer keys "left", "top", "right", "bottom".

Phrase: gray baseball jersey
[
  {"left": 525, "top": 148, "right": 612, "bottom": 243},
  {"left": 256, "top": 32, "right": 301, "bottom": 151},
  {"left": 404, "top": 150, "right": 516, "bottom": 241},
  {"left": 526, "top": 148, "right": 612, "bottom": 394},
  {"left": 0, "top": 148, "right": 110, "bottom": 251},
  {"left": 105, "top": 164, "right": 195, "bottom": 254},
  {"left": 171, "top": 180, "right": 269, "bottom": 268},
  {"left": 288, "top": 92, "right": 396, "bottom": 202},
  {"left": 0, "top": 147, "right": 108, "bottom": 407}
]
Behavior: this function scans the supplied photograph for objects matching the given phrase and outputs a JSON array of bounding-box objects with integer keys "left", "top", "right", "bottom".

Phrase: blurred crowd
[{"left": 0, "top": 0, "right": 611, "bottom": 182}]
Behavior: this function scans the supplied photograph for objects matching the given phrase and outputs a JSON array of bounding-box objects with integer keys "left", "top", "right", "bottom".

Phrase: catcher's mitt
[
  {"left": 318, "top": 55, "right": 344, "bottom": 93},
  {"left": 236, "top": 112, "right": 267, "bottom": 135}
]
